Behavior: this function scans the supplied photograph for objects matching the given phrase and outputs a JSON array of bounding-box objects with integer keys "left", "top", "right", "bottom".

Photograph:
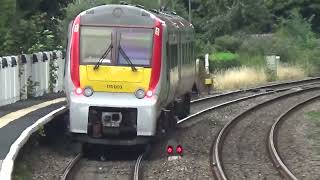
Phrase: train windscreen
[
  {"left": 118, "top": 28, "right": 153, "bottom": 66},
  {"left": 80, "top": 26, "right": 153, "bottom": 66},
  {"left": 80, "top": 26, "right": 112, "bottom": 64}
]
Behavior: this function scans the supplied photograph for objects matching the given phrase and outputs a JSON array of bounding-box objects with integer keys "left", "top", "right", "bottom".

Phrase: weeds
[
  {"left": 306, "top": 111, "right": 320, "bottom": 155},
  {"left": 277, "top": 64, "right": 306, "bottom": 81},
  {"left": 213, "top": 67, "right": 267, "bottom": 90}
]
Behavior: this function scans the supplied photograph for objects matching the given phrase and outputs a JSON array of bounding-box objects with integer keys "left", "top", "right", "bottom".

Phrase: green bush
[
  {"left": 214, "top": 35, "right": 242, "bottom": 52},
  {"left": 209, "top": 52, "right": 241, "bottom": 72},
  {"left": 306, "top": 49, "right": 320, "bottom": 76},
  {"left": 238, "top": 53, "right": 266, "bottom": 67},
  {"left": 238, "top": 35, "right": 273, "bottom": 56}
]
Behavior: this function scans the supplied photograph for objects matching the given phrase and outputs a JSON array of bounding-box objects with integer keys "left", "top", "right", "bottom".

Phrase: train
[{"left": 65, "top": 4, "right": 196, "bottom": 145}]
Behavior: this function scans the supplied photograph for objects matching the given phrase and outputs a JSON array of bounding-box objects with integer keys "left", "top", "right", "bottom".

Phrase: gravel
[
  {"left": 73, "top": 159, "right": 136, "bottom": 180},
  {"left": 71, "top": 146, "right": 142, "bottom": 180},
  {"left": 277, "top": 99, "right": 320, "bottom": 180},
  {"left": 190, "top": 91, "right": 257, "bottom": 114},
  {"left": 11, "top": 81, "right": 320, "bottom": 180},
  {"left": 12, "top": 115, "right": 80, "bottom": 180},
  {"left": 143, "top": 90, "right": 290, "bottom": 180},
  {"left": 222, "top": 89, "right": 320, "bottom": 180}
]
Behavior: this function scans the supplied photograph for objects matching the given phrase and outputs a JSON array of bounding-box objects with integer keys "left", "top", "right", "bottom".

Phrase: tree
[
  {"left": 0, "top": 0, "right": 16, "bottom": 55},
  {"left": 265, "top": 0, "right": 320, "bottom": 33}
]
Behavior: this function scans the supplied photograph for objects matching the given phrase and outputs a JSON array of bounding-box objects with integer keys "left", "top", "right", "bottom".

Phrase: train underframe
[{"left": 69, "top": 93, "right": 191, "bottom": 146}]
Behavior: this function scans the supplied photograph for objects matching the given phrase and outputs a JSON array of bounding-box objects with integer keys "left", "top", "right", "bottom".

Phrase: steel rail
[
  {"left": 268, "top": 94, "right": 320, "bottom": 180},
  {"left": 60, "top": 78, "right": 320, "bottom": 180},
  {"left": 60, "top": 153, "right": 83, "bottom": 180},
  {"left": 210, "top": 86, "right": 320, "bottom": 180},
  {"left": 133, "top": 153, "right": 145, "bottom": 180},
  {"left": 190, "top": 77, "right": 320, "bottom": 104},
  {"left": 179, "top": 84, "right": 310, "bottom": 125}
]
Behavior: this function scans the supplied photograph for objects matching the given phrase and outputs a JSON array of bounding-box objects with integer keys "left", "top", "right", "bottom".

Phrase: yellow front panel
[{"left": 79, "top": 65, "right": 151, "bottom": 93}]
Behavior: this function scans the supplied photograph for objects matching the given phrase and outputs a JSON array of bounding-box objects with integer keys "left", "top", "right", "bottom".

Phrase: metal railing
[{"left": 0, "top": 50, "right": 65, "bottom": 106}]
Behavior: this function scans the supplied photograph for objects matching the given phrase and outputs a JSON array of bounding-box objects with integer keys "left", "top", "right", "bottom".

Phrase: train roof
[{"left": 79, "top": 4, "right": 194, "bottom": 33}]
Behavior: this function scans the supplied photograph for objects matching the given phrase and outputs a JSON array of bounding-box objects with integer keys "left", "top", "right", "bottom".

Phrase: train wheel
[
  {"left": 82, "top": 143, "right": 92, "bottom": 155},
  {"left": 156, "top": 110, "right": 177, "bottom": 139},
  {"left": 176, "top": 94, "right": 191, "bottom": 119},
  {"left": 184, "top": 93, "right": 191, "bottom": 116}
]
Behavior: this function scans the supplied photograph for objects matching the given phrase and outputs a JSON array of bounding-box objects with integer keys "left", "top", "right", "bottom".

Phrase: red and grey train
[{"left": 65, "top": 4, "right": 196, "bottom": 145}]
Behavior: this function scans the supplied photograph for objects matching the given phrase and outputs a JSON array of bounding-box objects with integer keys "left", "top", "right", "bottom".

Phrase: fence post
[
  {"left": 0, "top": 57, "right": 8, "bottom": 105},
  {"left": 3, "top": 57, "right": 10, "bottom": 105},
  {"left": 51, "top": 51, "right": 58, "bottom": 93},
  {"left": 20, "top": 54, "right": 28, "bottom": 100},
  {"left": 11, "top": 56, "right": 20, "bottom": 103},
  {"left": 31, "top": 53, "right": 40, "bottom": 97},
  {"left": 56, "top": 50, "right": 65, "bottom": 92},
  {"left": 0, "top": 57, "right": 3, "bottom": 106},
  {"left": 0, "top": 49, "right": 66, "bottom": 107},
  {"left": 43, "top": 52, "right": 50, "bottom": 94}
]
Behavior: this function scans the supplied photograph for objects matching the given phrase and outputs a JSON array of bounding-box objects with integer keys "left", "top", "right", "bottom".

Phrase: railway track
[
  {"left": 61, "top": 77, "right": 320, "bottom": 180},
  {"left": 184, "top": 77, "right": 320, "bottom": 127},
  {"left": 191, "top": 77, "right": 320, "bottom": 106},
  {"left": 61, "top": 147, "right": 148, "bottom": 180},
  {"left": 268, "top": 94, "right": 320, "bottom": 180},
  {"left": 210, "top": 86, "right": 320, "bottom": 180}
]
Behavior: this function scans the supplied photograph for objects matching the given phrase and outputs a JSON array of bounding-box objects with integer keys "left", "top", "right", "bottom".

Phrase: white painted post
[
  {"left": 56, "top": 51, "right": 65, "bottom": 92},
  {"left": 43, "top": 52, "right": 50, "bottom": 94},
  {"left": 38, "top": 52, "right": 45, "bottom": 96},
  {"left": 1, "top": 57, "right": 9, "bottom": 105},
  {"left": 31, "top": 53, "right": 40, "bottom": 97},
  {"left": 51, "top": 51, "right": 58, "bottom": 93},
  {"left": 26, "top": 54, "right": 33, "bottom": 99},
  {"left": 5, "top": 57, "right": 12, "bottom": 105},
  {"left": 11, "top": 56, "right": 20, "bottom": 103},
  {"left": 19, "top": 54, "right": 28, "bottom": 100},
  {"left": 0, "top": 57, "right": 3, "bottom": 106},
  {"left": 205, "top": 53, "right": 209, "bottom": 75}
]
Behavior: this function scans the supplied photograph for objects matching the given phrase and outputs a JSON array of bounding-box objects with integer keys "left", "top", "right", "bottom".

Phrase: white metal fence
[{"left": 0, "top": 50, "right": 65, "bottom": 106}]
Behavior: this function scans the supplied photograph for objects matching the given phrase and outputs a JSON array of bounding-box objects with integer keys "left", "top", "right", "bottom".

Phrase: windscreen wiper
[
  {"left": 93, "top": 44, "right": 113, "bottom": 70},
  {"left": 118, "top": 45, "right": 137, "bottom": 72}
]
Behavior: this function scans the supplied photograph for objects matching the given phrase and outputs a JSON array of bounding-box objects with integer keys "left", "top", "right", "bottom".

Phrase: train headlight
[
  {"left": 83, "top": 87, "right": 94, "bottom": 97},
  {"left": 135, "top": 88, "right": 145, "bottom": 99},
  {"left": 146, "top": 90, "right": 153, "bottom": 98},
  {"left": 75, "top": 87, "right": 83, "bottom": 95}
]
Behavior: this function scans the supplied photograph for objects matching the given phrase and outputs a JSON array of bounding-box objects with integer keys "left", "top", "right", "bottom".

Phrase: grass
[
  {"left": 212, "top": 64, "right": 308, "bottom": 91},
  {"left": 213, "top": 66, "right": 267, "bottom": 90},
  {"left": 306, "top": 111, "right": 320, "bottom": 154},
  {"left": 12, "top": 133, "right": 44, "bottom": 180},
  {"left": 306, "top": 111, "right": 320, "bottom": 121},
  {"left": 12, "top": 161, "right": 33, "bottom": 180},
  {"left": 238, "top": 54, "right": 266, "bottom": 68},
  {"left": 277, "top": 64, "right": 307, "bottom": 81},
  {"left": 210, "top": 52, "right": 239, "bottom": 61}
]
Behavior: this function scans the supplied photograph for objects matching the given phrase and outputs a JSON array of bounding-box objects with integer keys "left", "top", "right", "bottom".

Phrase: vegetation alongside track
[
  {"left": 212, "top": 65, "right": 308, "bottom": 91},
  {"left": 306, "top": 111, "right": 320, "bottom": 154},
  {"left": 1, "top": 1, "right": 320, "bottom": 78}
]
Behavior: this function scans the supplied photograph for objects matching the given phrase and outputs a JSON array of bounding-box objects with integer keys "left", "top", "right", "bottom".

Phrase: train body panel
[
  {"left": 69, "top": 92, "right": 159, "bottom": 136},
  {"left": 79, "top": 65, "right": 151, "bottom": 92},
  {"left": 65, "top": 4, "right": 196, "bottom": 145}
]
